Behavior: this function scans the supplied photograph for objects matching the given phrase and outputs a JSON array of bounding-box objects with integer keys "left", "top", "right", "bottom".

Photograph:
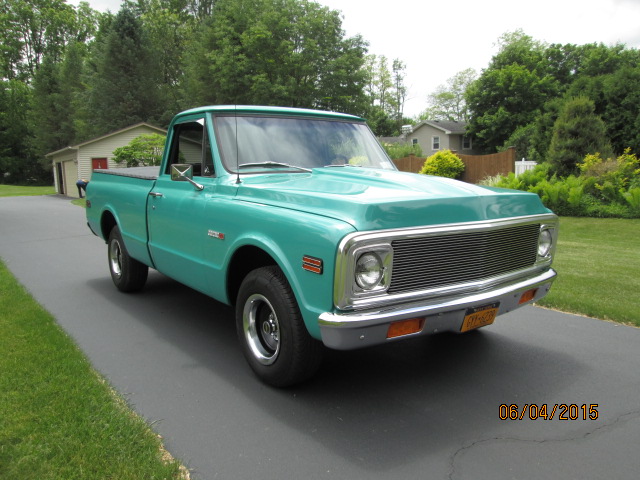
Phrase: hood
[{"left": 235, "top": 168, "right": 550, "bottom": 231}]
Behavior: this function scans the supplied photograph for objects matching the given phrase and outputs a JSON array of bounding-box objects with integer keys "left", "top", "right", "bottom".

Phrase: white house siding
[
  {"left": 77, "top": 125, "right": 165, "bottom": 181},
  {"left": 47, "top": 123, "right": 166, "bottom": 198}
]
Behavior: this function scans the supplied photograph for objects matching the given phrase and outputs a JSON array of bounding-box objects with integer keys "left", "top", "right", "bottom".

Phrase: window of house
[
  {"left": 463, "top": 136, "right": 472, "bottom": 150},
  {"left": 432, "top": 136, "right": 440, "bottom": 150},
  {"left": 412, "top": 138, "right": 418, "bottom": 145}
]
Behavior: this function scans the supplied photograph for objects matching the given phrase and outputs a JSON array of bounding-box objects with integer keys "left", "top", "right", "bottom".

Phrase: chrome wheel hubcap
[
  {"left": 243, "top": 294, "right": 280, "bottom": 365},
  {"left": 109, "top": 240, "right": 123, "bottom": 278}
]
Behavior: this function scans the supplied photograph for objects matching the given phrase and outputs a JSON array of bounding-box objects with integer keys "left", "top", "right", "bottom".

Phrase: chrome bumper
[{"left": 318, "top": 269, "right": 556, "bottom": 350}]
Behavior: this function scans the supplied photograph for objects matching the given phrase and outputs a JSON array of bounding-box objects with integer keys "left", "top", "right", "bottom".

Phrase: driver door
[{"left": 147, "top": 116, "right": 218, "bottom": 295}]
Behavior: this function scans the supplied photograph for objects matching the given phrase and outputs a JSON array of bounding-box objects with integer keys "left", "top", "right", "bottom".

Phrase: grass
[
  {"left": 0, "top": 185, "right": 55, "bottom": 197},
  {"left": 536, "top": 217, "right": 640, "bottom": 326},
  {"left": 0, "top": 260, "right": 188, "bottom": 480}
]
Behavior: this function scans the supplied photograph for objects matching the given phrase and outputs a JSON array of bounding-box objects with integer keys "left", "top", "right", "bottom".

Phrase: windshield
[{"left": 214, "top": 115, "right": 396, "bottom": 173}]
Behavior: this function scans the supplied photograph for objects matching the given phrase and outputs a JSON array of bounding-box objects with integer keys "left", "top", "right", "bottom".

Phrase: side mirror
[
  {"left": 171, "top": 164, "right": 204, "bottom": 191},
  {"left": 171, "top": 164, "right": 193, "bottom": 181}
]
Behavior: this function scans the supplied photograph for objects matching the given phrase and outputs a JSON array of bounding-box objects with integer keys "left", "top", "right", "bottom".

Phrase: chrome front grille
[{"left": 389, "top": 223, "right": 540, "bottom": 294}]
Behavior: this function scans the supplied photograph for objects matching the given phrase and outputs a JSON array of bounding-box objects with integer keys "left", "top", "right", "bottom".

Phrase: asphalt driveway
[{"left": 1, "top": 195, "right": 639, "bottom": 480}]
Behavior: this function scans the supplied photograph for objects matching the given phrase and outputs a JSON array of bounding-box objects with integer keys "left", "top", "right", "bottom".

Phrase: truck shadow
[{"left": 87, "top": 270, "right": 585, "bottom": 474}]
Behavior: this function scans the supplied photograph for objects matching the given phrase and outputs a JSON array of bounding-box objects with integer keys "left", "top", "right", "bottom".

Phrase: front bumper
[{"left": 318, "top": 269, "right": 556, "bottom": 350}]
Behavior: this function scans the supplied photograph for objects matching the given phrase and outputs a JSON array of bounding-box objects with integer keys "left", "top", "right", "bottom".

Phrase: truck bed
[{"left": 93, "top": 166, "right": 159, "bottom": 180}]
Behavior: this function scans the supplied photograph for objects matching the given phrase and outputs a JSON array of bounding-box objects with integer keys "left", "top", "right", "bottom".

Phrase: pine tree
[
  {"left": 83, "top": 7, "right": 161, "bottom": 138},
  {"left": 548, "top": 97, "right": 613, "bottom": 176}
]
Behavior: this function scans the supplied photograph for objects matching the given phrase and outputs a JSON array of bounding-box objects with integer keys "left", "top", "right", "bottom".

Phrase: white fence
[{"left": 515, "top": 160, "right": 537, "bottom": 176}]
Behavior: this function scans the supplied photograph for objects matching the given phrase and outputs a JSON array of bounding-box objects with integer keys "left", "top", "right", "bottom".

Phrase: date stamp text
[{"left": 499, "top": 404, "right": 599, "bottom": 421}]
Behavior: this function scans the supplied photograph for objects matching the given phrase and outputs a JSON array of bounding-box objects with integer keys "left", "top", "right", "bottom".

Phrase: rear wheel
[
  {"left": 236, "top": 266, "right": 323, "bottom": 387},
  {"left": 108, "top": 225, "right": 148, "bottom": 292}
]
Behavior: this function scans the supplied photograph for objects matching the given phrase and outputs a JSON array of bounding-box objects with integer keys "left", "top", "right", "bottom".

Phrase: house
[
  {"left": 46, "top": 123, "right": 166, "bottom": 198},
  {"left": 404, "top": 120, "right": 479, "bottom": 156}
]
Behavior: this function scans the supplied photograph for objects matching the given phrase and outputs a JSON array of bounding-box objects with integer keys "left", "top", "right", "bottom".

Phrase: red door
[{"left": 92, "top": 158, "right": 108, "bottom": 170}]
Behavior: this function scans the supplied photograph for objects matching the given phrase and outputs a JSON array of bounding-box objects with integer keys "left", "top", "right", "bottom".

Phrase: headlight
[
  {"left": 538, "top": 229, "right": 553, "bottom": 257},
  {"left": 355, "top": 252, "right": 384, "bottom": 289}
]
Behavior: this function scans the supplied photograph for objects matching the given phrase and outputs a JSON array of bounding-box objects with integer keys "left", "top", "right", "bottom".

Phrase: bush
[
  {"left": 419, "top": 150, "right": 465, "bottom": 179},
  {"left": 484, "top": 151, "right": 640, "bottom": 218},
  {"left": 112, "top": 134, "right": 166, "bottom": 167},
  {"left": 382, "top": 142, "right": 422, "bottom": 160}
]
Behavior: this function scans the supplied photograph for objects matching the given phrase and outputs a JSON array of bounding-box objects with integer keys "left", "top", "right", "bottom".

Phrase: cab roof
[{"left": 176, "top": 105, "right": 365, "bottom": 122}]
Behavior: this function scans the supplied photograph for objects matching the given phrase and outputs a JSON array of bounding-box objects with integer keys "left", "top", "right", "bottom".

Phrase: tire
[
  {"left": 107, "top": 225, "right": 148, "bottom": 292},
  {"left": 236, "top": 266, "right": 323, "bottom": 387}
]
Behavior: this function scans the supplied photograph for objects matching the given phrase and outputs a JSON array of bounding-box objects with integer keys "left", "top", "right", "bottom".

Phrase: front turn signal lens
[
  {"left": 387, "top": 318, "right": 424, "bottom": 338},
  {"left": 519, "top": 288, "right": 538, "bottom": 304}
]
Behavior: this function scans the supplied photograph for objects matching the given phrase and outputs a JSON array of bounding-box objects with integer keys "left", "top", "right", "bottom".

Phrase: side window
[
  {"left": 166, "top": 119, "right": 214, "bottom": 177},
  {"left": 432, "top": 136, "right": 440, "bottom": 150}
]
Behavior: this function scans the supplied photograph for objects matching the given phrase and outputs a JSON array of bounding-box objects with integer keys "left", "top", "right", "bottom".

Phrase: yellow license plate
[{"left": 460, "top": 303, "right": 499, "bottom": 332}]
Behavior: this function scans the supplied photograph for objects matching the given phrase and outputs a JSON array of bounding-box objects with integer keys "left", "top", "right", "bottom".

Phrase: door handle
[{"left": 149, "top": 192, "right": 163, "bottom": 197}]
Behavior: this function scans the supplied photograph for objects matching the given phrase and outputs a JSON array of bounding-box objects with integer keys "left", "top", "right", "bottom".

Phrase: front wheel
[
  {"left": 107, "top": 225, "right": 148, "bottom": 292},
  {"left": 236, "top": 266, "right": 323, "bottom": 387}
]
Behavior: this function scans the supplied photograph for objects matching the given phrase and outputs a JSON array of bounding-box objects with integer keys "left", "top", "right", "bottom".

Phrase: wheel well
[
  {"left": 227, "top": 246, "right": 277, "bottom": 306},
  {"left": 100, "top": 211, "right": 117, "bottom": 242}
]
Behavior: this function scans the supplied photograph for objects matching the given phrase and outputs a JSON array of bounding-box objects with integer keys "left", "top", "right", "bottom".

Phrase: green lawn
[
  {"left": 0, "top": 185, "right": 56, "bottom": 197},
  {"left": 0, "top": 260, "right": 188, "bottom": 480},
  {"left": 537, "top": 217, "right": 640, "bottom": 326}
]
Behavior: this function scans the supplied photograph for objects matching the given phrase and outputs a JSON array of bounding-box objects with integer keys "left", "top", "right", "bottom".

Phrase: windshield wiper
[
  {"left": 238, "top": 162, "right": 312, "bottom": 173},
  {"left": 323, "top": 164, "right": 361, "bottom": 168}
]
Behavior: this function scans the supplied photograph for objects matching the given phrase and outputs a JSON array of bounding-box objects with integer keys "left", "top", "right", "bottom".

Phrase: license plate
[{"left": 460, "top": 303, "right": 499, "bottom": 332}]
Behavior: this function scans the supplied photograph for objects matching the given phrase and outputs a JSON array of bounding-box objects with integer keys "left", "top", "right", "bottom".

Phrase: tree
[
  {"left": 0, "top": 79, "right": 49, "bottom": 184},
  {"left": 185, "top": 0, "right": 368, "bottom": 114},
  {"left": 374, "top": 56, "right": 394, "bottom": 114},
  {"left": 491, "top": 30, "right": 547, "bottom": 72},
  {"left": 601, "top": 66, "right": 640, "bottom": 155},
  {"left": 81, "top": 7, "right": 162, "bottom": 139},
  {"left": 466, "top": 63, "right": 555, "bottom": 152},
  {"left": 391, "top": 59, "right": 406, "bottom": 126},
  {"left": 30, "top": 55, "right": 62, "bottom": 156},
  {"left": 141, "top": 0, "right": 197, "bottom": 122},
  {"left": 1, "top": 0, "right": 80, "bottom": 82},
  {"left": 466, "top": 30, "right": 561, "bottom": 153},
  {"left": 56, "top": 41, "right": 87, "bottom": 146},
  {"left": 548, "top": 97, "right": 613, "bottom": 176},
  {"left": 421, "top": 68, "right": 476, "bottom": 121},
  {"left": 112, "top": 133, "right": 166, "bottom": 167}
]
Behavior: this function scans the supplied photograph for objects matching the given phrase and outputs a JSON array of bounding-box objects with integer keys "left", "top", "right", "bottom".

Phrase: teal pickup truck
[{"left": 86, "top": 105, "right": 558, "bottom": 386}]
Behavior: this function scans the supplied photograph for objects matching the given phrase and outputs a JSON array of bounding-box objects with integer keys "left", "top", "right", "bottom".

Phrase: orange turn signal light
[
  {"left": 519, "top": 288, "right": 538, "bottom": 304},
  {"left": 387, "top": 318, "right": 424, "bottom": 339}
]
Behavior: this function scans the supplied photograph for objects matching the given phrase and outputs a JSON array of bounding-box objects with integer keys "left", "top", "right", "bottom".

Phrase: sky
[{"left": 69, "top": 0, "right": 640, "bottom": 117}]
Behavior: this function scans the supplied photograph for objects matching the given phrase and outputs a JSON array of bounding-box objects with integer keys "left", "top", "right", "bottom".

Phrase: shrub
[
  {"left": 484, "top": 152, "right": 639, "bottom": 218},
  {"left": 623, "top": 187, "right": 640, "bottom": 214},
  {"left": 419, "top": 150, "right": 465, "bottom": 179},
  {"left": 382, "top": 142, "right": 422, "bottom": 160},
  {"left": 577, "top": 148, "right": 640, "bottom": 204},
  {"left": 548, "top": 97, "right": 613, "bottom": 176},
  {"left": 112, "top": 134, "right": 166, "bottom": 167}
]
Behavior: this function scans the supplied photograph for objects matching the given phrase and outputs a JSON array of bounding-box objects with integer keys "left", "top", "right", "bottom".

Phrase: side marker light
[{"left": 387, "top": 318, "right": 424, "bottom": 339}]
